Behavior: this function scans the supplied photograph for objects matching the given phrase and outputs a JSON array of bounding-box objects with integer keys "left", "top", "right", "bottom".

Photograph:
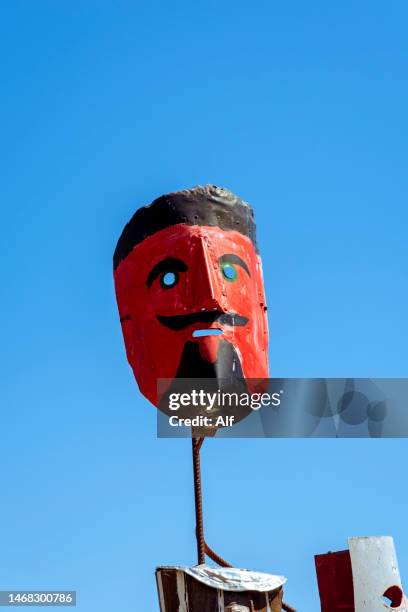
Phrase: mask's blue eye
[
  {"left": 221, "top": 263, "right": 238, "bottom": 282},
  {"left": 160, "top": 271, "right": 179, "bottom": 288}
]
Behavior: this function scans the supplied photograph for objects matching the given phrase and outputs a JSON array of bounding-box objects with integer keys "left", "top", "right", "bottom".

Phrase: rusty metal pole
[
  {"left": 192, "top": 437, "right": 205, "bottom": 565},
  {"left": 190, "top": 438, "right": 296, "bottom": 612}
]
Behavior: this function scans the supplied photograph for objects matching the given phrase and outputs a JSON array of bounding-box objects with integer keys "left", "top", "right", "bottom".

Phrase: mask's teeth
[{"left": 192, "top": 329, "right": 223, "bottom": 338}]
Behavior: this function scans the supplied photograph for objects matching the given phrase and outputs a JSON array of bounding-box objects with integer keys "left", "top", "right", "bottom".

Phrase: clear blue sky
[{"left": 1, "top": 2, "right": 407, "bottom": 610}]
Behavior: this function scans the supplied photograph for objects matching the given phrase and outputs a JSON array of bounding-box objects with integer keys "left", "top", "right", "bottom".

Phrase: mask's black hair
[{"left": 113, "top": 185, "right": 257, "bottom": 270}]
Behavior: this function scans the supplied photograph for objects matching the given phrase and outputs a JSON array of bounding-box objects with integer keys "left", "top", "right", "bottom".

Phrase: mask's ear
[{"left": 119, "top": 313, "right": 137, "bottom": 365}]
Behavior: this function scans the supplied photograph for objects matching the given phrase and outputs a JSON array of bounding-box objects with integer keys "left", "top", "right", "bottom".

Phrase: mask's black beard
[
  {"left": 159, "top": 340, "right": 251, "bottom": 435},
  {"left": 175, "top": 339, "right": 244, "bottom": 379}
]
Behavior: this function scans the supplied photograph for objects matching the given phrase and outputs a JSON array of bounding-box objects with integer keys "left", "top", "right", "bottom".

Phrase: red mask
[{"left": 113, "top": 186, "right": 269, "bottom": 409}]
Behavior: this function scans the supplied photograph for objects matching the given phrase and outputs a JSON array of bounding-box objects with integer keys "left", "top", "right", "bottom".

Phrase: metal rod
[
  {"left": 204, "top": 541, "right": 232, "bottom": 568},
  {"left": 192, "top": 437, "right": 205, "bottom": 565},
  {"left": 190, "top": 438, "right": 297, "bottom": 612}
]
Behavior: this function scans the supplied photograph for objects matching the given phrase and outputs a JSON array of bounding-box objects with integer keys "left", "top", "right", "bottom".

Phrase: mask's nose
[{"left": 188, "top": 235, "right": 227, "bottom": 313}]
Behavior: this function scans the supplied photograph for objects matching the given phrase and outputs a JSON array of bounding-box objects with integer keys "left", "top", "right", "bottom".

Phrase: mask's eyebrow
[
  {"left": 147, "top": 257, "right": 188, "bottom": 287},
  {"left": 218, "top": 253, "right": 251, "bottom": 277}
]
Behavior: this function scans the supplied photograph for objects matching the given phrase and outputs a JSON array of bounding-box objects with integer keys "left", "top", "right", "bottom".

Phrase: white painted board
[{"left": 349, "top": 536, "right": 407, "bottom": 611}]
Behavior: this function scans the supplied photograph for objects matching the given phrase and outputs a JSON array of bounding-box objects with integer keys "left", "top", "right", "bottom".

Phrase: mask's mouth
[
  {"left": 192, "top": 328, "right": 223, "bottom": 338},
  {"left": 157, "top": 311, "right": 249, "bottom": 331}
]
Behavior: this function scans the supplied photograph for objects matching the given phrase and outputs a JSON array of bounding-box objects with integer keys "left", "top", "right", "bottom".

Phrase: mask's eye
[
  {"left": 160, "top": 271, "right": 179, "bottom": 289},
  {"left": 221, "top": 262, "right": 238, "bottom": 282}
]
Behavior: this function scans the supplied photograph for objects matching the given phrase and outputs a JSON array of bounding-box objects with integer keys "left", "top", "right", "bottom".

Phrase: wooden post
[{"left": 156, "top": 567, "right": 284, "bottom": 612}]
